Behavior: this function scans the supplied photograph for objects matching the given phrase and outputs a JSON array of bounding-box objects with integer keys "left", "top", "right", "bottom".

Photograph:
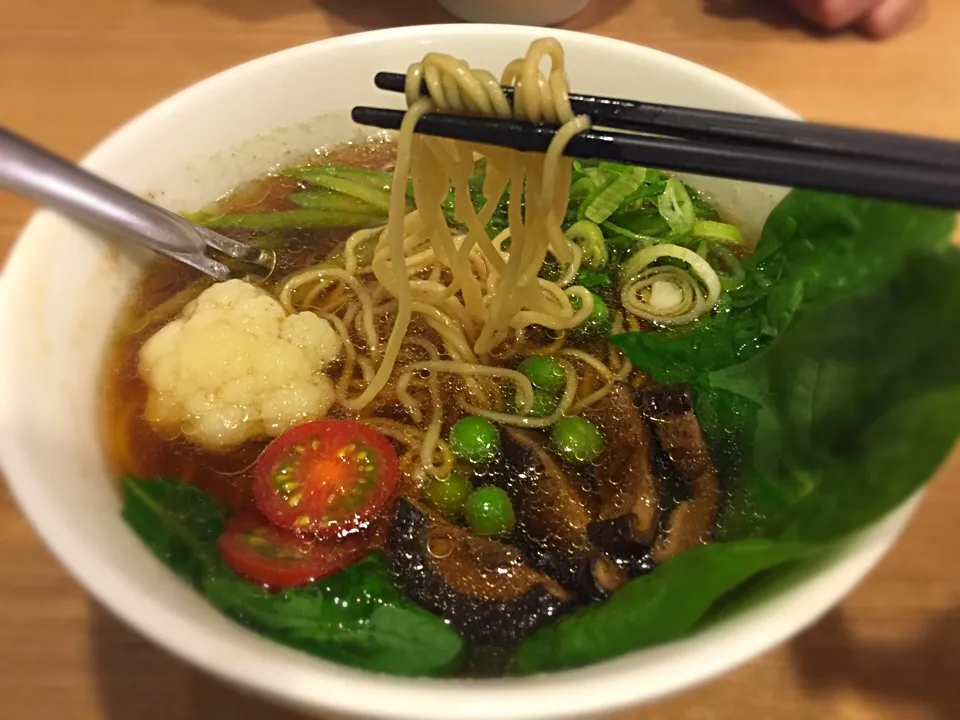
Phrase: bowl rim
[{"left": 0, "top": 23, "right": 923, "bottom": 720}]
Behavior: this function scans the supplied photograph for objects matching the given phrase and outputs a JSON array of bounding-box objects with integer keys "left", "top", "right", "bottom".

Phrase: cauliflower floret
[{"left": 138, "top": 279, "right": 342, "bottom": 451}]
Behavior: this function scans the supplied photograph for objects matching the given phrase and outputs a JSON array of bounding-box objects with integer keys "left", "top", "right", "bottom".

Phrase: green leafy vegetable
[
  {"left": 610, "top": 191, "right": 956, "bottom": 383},
  {"left": 703, "top": 251, "right": 960, "bottom": 541},
  {"left": 121, "top": 475, "right": 225, "bottom": 584},
  {"left": 121, "top": 476, "right": 463, "bottom": 676}
]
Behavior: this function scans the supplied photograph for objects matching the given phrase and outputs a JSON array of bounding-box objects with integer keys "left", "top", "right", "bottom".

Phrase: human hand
[{"left": 789, "top": 0, "right": 925, "bottom": 37}]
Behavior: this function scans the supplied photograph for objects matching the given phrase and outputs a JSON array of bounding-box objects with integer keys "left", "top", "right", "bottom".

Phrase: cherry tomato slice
[
  {"left": 253, "top": 420, "right": 399, "bottom": 539},
  {"left": 218, "top": 510, "right": 369, "bottom": 589}
]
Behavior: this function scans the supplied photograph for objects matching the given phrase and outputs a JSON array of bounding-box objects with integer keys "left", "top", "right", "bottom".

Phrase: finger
[
  {"left": 789, "top": 0, "right": 876, "bottom": 30},
  {"left": 857, "top": 0, "right": 925, "bottom": 37}
]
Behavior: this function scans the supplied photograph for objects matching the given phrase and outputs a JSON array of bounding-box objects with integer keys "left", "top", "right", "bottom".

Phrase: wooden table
[{"left": 2, "top": 1, "right": 960, "bottom": 718}]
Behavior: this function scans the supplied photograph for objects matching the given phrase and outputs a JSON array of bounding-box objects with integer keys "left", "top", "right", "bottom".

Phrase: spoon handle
[{"left": 0, "top": 126, "right": 205, "bottom": 256}]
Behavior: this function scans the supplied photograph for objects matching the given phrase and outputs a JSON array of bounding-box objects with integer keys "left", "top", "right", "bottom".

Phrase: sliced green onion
[
  {"left": 601, "top": 221, "right": 662, "bottom": 246},
  {"left": 189, "top": 209, "right": 383, "bottom": 231},
  {"left": 293, "top": 173, "right": 391, "bottom": 214},
  {"left": 597, "top": 160, "right": 636, "bottom": 175},
  {"left": 570, "top": 176, "right": 600, "bottom": 198},
  {"left": 289, "top": 165, "right": 393, "bottom": 191},
  {"left": 694, "top": 219, "right": 743, "bottom": 245},
  {"left": 577, "top": 175, "right": 616, "bottom": 220},
  {"left": 583, "top": 167, "right": 605, "bottom": 182},
  {"left": 697, "top": 240, "right": 745, "bottom": 291},
  {"left": 565, "top": 219, "right": 608, "bottom": 269},
  {"left": 657, "top": 178, "right": 696, "bottom": 235},
  {"left": 583, "top": 166, "right": 648, "bottom": 224},
  {"left": 620, "top": 243, "right": 722, "bottom": 326},
  {"left": 619, "top": 180, "right": 667, "bottom": 209},
  {"left": 288, "top": 190, "right": 385, "bottom": 215}
]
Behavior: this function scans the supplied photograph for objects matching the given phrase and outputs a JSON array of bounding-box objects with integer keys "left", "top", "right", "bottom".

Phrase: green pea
[
  {"left": 529, "top": 388, "right": 560, "bottom": 418},
  {"left": 464, "top": 486, "right": 515, "bottom": 537},
  {"left": 518, "top": 356, "right": 566, "bottom": 394},
  {"left": 449, "top": 416, "right": 500, "bottom": 464},
  {"left": 507, "top": 387, "right": 560, "bottom": 417},
  {"left": 568, "top": 291, "right": 611, "bottom": 336},
  {"left": 505, "top": 387, "right": 558, "bottom": 418},
  {"left": 424, "top": 471, "right": 472, "bottom": 517},
  {"left": 551, "top": 416, "right": 604, "bottom": 464}
]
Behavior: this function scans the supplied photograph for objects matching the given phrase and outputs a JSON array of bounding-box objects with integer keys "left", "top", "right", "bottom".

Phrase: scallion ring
[
  {"left": 620, "top": 243, "right": 722, "bottom": 326},
  {"left": 656, "top": 178, "right": 696, "bottom": 235},
  {"left": 565, "top": 219, "right": 608, "bottom": 269},
  {"left": 694, "top": 219, "right": 743, "bottom": 245}
]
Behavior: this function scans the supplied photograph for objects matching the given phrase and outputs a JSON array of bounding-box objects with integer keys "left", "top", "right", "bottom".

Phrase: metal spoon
[{"left": 0, "top": 126, "right": 274, "bottom": 280}]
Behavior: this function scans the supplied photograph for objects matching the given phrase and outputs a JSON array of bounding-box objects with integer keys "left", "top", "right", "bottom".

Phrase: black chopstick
[
  {"left": 351, "top": 106, "right": 960, "bottom": 210},
  {"left": 374, "top": 71, "right": 960, "bottom": 173}
]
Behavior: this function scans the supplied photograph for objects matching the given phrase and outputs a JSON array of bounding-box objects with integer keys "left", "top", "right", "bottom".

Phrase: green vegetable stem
[{"left": 187, "top": 209, "right": 383, "bottom": 231}]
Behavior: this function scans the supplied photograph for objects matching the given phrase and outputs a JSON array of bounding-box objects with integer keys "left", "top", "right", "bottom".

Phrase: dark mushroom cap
[{"left": 386, "top": 497, "right": 572, "bottom": 646}]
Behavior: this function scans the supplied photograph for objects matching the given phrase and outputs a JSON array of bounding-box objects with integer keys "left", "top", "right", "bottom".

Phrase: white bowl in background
[
  {"left": 0, "top": 24, "right": 923, "bottom": 720},
  {"left": 439, "top": 0, "right": 590, "bottom": 26}
]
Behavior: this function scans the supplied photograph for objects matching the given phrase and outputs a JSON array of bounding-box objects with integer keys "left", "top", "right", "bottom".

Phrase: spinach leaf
[
  {"left": 121, "top": 477, "right": 463, "bottom": 677},
  {"left": 512, "top": 241, "right": 960, "bottom": 675},
  {"left": 703, "top": 250, "right": 960, "bottom": 541},
  {"left": 512, "top": 539, "right": 814, "bottom": 674},
  {"left": 204, "top": 555, "right": 463, "bottom": 676},
  {"left": 610, "top": 191, "right": 955, "bottom": 382},
  {"left": 120, "top": 475, "right": 224, "bottom": 584}
]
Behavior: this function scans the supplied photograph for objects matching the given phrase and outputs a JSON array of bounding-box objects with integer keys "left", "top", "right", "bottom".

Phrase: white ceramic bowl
[{"left": 0, "top": 24, "right": 922, "bottom": 720}]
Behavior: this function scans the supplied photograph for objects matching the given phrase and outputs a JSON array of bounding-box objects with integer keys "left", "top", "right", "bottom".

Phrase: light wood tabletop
[{"left": 2, "top": 1, "right": 960, "bottom": 718}]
